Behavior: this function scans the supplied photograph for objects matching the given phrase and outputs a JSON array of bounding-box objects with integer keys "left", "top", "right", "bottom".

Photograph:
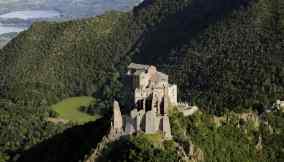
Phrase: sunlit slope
[{"left": 0, "top": 11, "right": 136, "bottom": 105}]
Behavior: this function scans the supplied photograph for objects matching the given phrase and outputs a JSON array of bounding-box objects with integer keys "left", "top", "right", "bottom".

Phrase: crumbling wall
[{"left": 168, "top": 84, "right": 178, "bottom": 106}]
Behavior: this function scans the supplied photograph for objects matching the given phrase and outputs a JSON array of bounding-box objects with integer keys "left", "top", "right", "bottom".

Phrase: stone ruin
[
  {"left": 109, "top": 63, "right": 178, "bottom": 140},
  {"left": 273, "top": 99, "right": 284, "bottom": 112}
]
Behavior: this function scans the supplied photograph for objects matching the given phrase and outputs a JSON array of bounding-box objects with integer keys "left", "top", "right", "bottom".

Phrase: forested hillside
[
  {"left": 0, "top": 0, "right": 283, "bottom": 161},
  {"left": 0, "top": 100, "right": 66, "bottom": 161},
  {"left": 0, "top": 11, "right": 138, "bottom": 107},
  {"left": 132, "top": 0, "right": 284, "bottom": 114},
  {"left": 1, "top": 0, "right": 283, "bottom": 113}
]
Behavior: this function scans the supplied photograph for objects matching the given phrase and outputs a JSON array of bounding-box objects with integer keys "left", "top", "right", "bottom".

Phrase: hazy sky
[{"left": 0, "top": 0, "right": 142, "bottom": 35}]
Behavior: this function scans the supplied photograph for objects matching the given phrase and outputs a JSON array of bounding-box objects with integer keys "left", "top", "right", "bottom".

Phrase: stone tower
[
  {"left": 109, "top": 63, "right": 178, "bottom": 140},
  {"left": 109, "top": 101, "right": 123, "bottom": 140},
  {"left": 112, "top": 101, "right": 123, "bottom": 130}
]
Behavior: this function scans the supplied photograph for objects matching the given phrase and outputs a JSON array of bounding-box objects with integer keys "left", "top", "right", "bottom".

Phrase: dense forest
[
  {"left": 0, "top": 0, "right": 283, "bottom": 161},
  {"left": 169, "top": 109, "right": 284, "bottom": 162},
  {"left": 0, "top": 0, "right": 283, "bottom": 113},
  {"left": 132, "top": 0, "right": 284, "bottom": 114}
]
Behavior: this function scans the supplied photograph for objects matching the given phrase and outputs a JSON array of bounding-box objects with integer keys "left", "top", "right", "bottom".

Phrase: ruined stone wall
[
  {"left": 160, "top": 115, "right": 172, "bottom": 139},
  {"left": 168, "top": 84, "right": 178, "bottom": 106},
  {"left": 110, "top": 63, "right": 175, "bottom": 140},
  {"left": 139, "top": 72, "right": 150, "bottom": 88},
  {"left": 152, "top": 87, "right": 166, "bottom": 104},
  {"left": 113, "top": 101, "right": 123, "bottom": 130},
  {"left": 134, "top": 88, "right": 148, "bottom": 103},
  {"left": 133, "top": 75, "right": 140, "bottom": 89},
  {"left": 148, "top": 66, "right": 158, "bottom": 81},
  {"left": 145, "top": 111, "right": 158, "bottom": 133}
]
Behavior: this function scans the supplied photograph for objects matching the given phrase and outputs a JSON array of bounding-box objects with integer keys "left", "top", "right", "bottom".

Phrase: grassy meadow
[{"left": 51, "top": 96, "right": 99, "bottom": 124}]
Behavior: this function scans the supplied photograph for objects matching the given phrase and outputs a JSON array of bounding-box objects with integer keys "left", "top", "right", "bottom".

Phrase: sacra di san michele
[{"left": 109, "top": 63, "right": 178, "bottom": 140}]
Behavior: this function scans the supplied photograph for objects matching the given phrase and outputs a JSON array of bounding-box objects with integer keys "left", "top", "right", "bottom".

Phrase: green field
[{"left": 51, "top": 96, "right": 99, "bottom": 124}]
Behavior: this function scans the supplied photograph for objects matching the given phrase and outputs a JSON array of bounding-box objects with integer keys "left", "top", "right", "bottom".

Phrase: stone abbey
[{"left": 109, "top": 63, "right": 178, "bottom": 140}]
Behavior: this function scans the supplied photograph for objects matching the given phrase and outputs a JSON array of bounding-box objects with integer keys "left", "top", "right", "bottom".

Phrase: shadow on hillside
[
  {"left": 17, "top": 117, "right": 110, "bottom": 162},
  {"left": 133, "top": 0, "right": 251, "bottom": 64}
]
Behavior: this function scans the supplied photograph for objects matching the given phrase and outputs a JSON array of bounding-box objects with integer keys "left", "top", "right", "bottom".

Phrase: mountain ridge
[
  {"left": 1, "top": 0, "right": 284, "bottom": 113},
  {"left": 0, "top": 0, "right": 284, "bottom": 161}
]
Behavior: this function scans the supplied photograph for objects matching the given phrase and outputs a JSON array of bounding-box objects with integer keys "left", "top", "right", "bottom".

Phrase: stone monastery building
[{"left": 109, "top": 63, "right": 178, "bottom": 139}]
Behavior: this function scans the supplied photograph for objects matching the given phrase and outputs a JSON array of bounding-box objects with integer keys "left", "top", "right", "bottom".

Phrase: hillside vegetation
[
  {"left": 0, "top": 0, "right": 283, "bottom": 161},
  {"left": 0, "top": 0, "right": 283, "bottom": 114},
  {"left": 170, "top": 110, "right": 284, "bottom": 162},
  {"left": 0, "top": 100, "right": 67, "bottom": 161},
  {"left": 0, "top": 41, "right": 6, "bottom": 48},
  {"left": 96, "top": 134, "right": 179, "bottom": 162},
  {"left": 132, "top": 0, "right": 284, "bottom": 114},
  {"left": 0, "top": 11, "right": 136, "bottom": 107},
  {"left": 18, "top": 117, "right": 110, "bottom": 162}
]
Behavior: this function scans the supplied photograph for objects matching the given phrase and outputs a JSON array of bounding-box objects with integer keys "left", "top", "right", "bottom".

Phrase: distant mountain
[
  {"left": 0, "top": 32, "right": 17, "bottom": 48},
  {"left": 0, "top": 0, "right": 142, "bottom": 18},
  {"left": 0, "top": 0, "right": 142, "bottom": 45}
]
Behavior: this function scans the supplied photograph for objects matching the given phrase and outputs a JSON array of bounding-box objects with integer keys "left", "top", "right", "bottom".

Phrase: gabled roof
[{"left": 128, "top": 63, "right": 149, "bottom": 70}]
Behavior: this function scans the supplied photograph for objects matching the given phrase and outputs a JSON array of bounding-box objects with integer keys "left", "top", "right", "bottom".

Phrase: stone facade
[
  {"left": 109, "top": 101, "right": 124, "bottom": 140},
  {"left": 168, "top": 84, "right": 178, "bottom": 105},
  {"left": 112, "top": 101, "right": 123, "bottom": 130},
  {"left": 110, "top": 63, "right": 178, "bottom": 140}
]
